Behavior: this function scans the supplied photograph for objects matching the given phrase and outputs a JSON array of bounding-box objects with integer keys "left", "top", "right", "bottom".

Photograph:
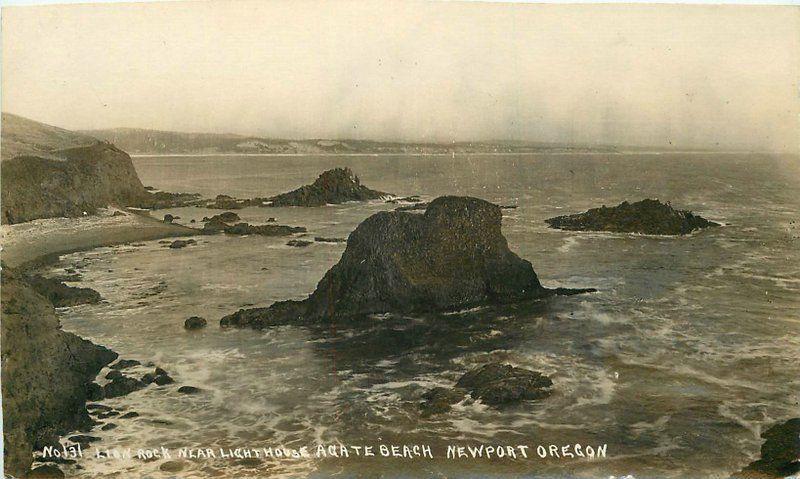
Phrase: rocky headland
[
  {"left": 221, "top": 196, "right": 594, "bottom": 328},
  {"left": 545, "top": 199, "right": 720, "bottom": 235},
  {"left": 1, "top": 267, "right": 117, "bottom": 476}
]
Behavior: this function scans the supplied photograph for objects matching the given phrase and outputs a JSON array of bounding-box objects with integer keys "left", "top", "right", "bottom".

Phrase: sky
[{"left": 2, "top": 0, "right": 799, "bottom": 151}]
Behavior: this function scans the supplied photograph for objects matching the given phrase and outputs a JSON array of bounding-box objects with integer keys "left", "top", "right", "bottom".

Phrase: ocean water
[{"left": 47, "top": 153, "right": 799, "bottom": 478}]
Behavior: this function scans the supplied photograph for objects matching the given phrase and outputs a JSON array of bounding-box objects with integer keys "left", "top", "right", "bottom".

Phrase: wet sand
[{"left": 1, "top": 210, "right": 200, "bottom": 269}]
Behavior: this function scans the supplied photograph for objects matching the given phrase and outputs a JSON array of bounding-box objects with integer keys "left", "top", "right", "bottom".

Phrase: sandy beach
[{"left": 1, "top": 209, "right": 199, "bottom": 268}]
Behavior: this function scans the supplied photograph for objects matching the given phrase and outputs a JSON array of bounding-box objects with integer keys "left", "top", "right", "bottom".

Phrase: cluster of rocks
[
  {"left": 221, "top": 196, "right": 595, "bottom": 329},
  {"left": 85, "top": 359, "right": 175, "bottom": 400},
  {"left": 545, "top": 199, "right": 720, "bottom": 236},
  {"left": 420, "top": 363, "right": 554, "bottom": 417}
]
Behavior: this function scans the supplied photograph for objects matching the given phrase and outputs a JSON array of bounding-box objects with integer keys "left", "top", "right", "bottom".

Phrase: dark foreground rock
[
  {"left": 26, "top": 275, "right": 102, "bottom": 307},
  {"left": 1, "top": 267, "right": 117, "bottom": 476},
  {"left": 28, "top": 464, "right": 66, "bottom": 478},
  {"left": 184, "top": 316, "right": 208, "bottom": 330},
  {"left": 732, "top": 418, "right": 800, "bottom": 478},
  {"left": 221, "top": 196, "right": 594, "bottom": 328},
  {"left": 545, "top": 199, "right": 720, "bottom": 235},
  {"left": 420, "top": 363, "right": 553, "bottom": 416},
  {"left": 267, "top": 167, "right": 387, "bottom": 207}
]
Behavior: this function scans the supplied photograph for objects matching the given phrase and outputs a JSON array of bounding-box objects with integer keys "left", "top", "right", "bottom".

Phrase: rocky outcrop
[
  {"left": 1, "top": 267, "right": 117, "bottom": 476},
  {"left": 25, "top": 275, "right": 102, "bottom": 307},
  {"left": 545, "top": 199, "right": 720, "bottom": 235},
  {"left": 1, "top": 114, "right": 154, "bottom": 224},
  {"left": 221, "top": 196, "right": 594, "bottom": 328},
  {"left": 420, "top": 363, "right": 554, "bottom": 416},
  {"left": 267, "top": 167, "right": 387, "bottom": 207},
  {"left": 732, "top": 418, "right": 800, "bottom": 478},
  {"left": 203, "top": 211, "right": 240, "bottom": 223}
]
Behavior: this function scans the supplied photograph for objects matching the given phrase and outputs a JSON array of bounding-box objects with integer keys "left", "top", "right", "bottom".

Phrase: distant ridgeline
[
  {"left": 1, "top": 113, "right": 152, "bottom": 224},
  {"left": 82, "top": 127, "right": 620, "bottom": 156}
]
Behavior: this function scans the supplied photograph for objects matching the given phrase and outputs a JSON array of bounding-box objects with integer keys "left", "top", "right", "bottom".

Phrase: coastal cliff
[
  {"left": 221, "top": 196, "right": 593, "bottom": 328},
  {"left": 1, "top": 267, "right": 117, "bottom": 476},
  {"left": 1, "top": 113, "right": 150, "bottom": 224}
]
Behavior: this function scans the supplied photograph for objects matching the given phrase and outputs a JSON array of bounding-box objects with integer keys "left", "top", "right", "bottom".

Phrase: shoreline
[
  {"left": 128, "top": 150, "right": 764, "bottom": 158},
  {"left": 1, "top": 210, "right": 200, "bottom": 270}
]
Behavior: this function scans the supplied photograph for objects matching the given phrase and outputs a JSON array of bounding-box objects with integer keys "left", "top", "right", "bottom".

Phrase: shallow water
[{"left": 48, "top": 153, "right": 799, "bottom": 478}]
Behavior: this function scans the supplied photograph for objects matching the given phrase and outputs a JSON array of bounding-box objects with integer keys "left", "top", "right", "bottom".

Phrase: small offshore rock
[
  {"left": 168, "top": 239, "right": 196, "bottom": 249},
  {"left": 287, "top": 239, "right": 312, "bottom": 248},
  {"left": 101, "top": 423, "right": 117, "bottom": 431},
  {"left": 119, "top": 411, "right": 139, "bottom": 419},
  {"left": 153, "top": 374, "right": 175, "bottom": 386},
  {"left": 314, "top": 236, "right": 346, "bottom": 243},
  {"left": 177, "top": 386, "right": 201, "bottom": 394},
  {"left": 162, "top": 214, "right": 179, "bottom": 223},
  {"left": 267, "top": 167, "right": 388, "bottom": 207},
  {"left": 103, "top": 376, "right": 145, "bottom": 398},
  {"left": 159, "top": 461, "right": 185, "bottom": 473},
  {"left": 456, "top": 363, "right": 553, "bottom": 406},
  {"left": 184, "top": 316, "right": 208, "bottom": 330}
]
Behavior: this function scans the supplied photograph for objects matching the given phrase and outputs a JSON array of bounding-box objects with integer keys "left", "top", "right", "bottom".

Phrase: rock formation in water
[
  {"left": 732, "top": 418, "right": 800, "bottom": 478},
  {"left": 221, "top": 196, "right": 594, "bottom": 328},
  {"left": 420, "top": 363, "right": 554, "bottom": 416},
  {"left": 1, "top": 267, "right": 117, "bottom": 476},
  {"left": 267, "top": 167, "right": 387, "bottom": 207},
  {"left": 545, "top": 199, "right": 720, "bottom": 236},
  {"left": 0, "top": 113, "right": 157, "bottom": 224}
]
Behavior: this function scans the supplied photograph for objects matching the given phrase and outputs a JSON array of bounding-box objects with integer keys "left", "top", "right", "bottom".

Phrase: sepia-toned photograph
[{"left": 1, "top": 1, "right": 798, "bottom": 477}]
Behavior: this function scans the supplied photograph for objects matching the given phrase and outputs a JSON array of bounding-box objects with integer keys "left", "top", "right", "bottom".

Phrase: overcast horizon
[{"left": 2, "top": 1, "right": 799, "bottom": 153}]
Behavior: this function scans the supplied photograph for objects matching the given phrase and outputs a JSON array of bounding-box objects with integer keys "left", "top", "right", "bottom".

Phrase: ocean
[{"left": 48, "top": 152, "right": 800, "bottom": 478}]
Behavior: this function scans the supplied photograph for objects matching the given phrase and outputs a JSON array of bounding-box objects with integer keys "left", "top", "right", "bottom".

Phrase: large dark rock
[
  {"left": 267, "top": 167, "right": 387, "bottom": 207},
  {"left": 26, "top": 275, "right": 102, "bottom": 307},
  {"left": 545, "top": 199, "right": 720, "bottom": 235},
  {"left": 732, "top": 418, "right": 800, "bottom": 478},
  {"left": 1, "top": 267, "right": 117, "bottom": 476},
  {"left": 221, "top": 196, "right": 594, "bottom": 328}
]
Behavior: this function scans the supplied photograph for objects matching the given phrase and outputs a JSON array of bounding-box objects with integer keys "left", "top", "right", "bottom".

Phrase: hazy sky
[{"left": 2, "top": 1, "right": 798, "bottom": 151}]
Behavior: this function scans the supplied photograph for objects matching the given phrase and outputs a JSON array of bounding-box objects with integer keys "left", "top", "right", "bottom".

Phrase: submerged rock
[
  {"left": 184, "top": 316, "right": 207, "bottom": 330},
  {"left": 419, "top": 387, "right": 467, "bottom": 417},
  {"left": 455, "top": 363, "right": 553, "bottom": 406},
  {"left": 420, "top": 363, "right": 553, "bottom": 416},
  {"left": 221, "top": 196, "right": 594, "bottom": 328},
  {"left": 545, "top": 199, "right": 720, "bottom": 235},
  {"left": 314, "top": 236, "right": 347, "bottom": 243},
  {"left": 167, "top": 239, "right": 196, "bottom": 249},
  {"left": 223, "top": 222, "right": 306, "bottom": 236},
  {"left": 732, "top": 418, "right": 800, "bottom": 478},
  {"left": 26, "top": 275, "right": 102, "bottom": 307},
  {"left": 267, "top": 167, "right": 387, "bottom": 207}
]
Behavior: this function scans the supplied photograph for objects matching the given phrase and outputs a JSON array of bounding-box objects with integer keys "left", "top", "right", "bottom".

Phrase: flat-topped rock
[
  {"left": 221, "top": 196, "right": 594, "bottom": 328},
  {"left": 546, "top": 199, "right": 720, "bottom": 235},
  {"left": 268, "top": 167, "right": 387, "bottom": 207}
]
